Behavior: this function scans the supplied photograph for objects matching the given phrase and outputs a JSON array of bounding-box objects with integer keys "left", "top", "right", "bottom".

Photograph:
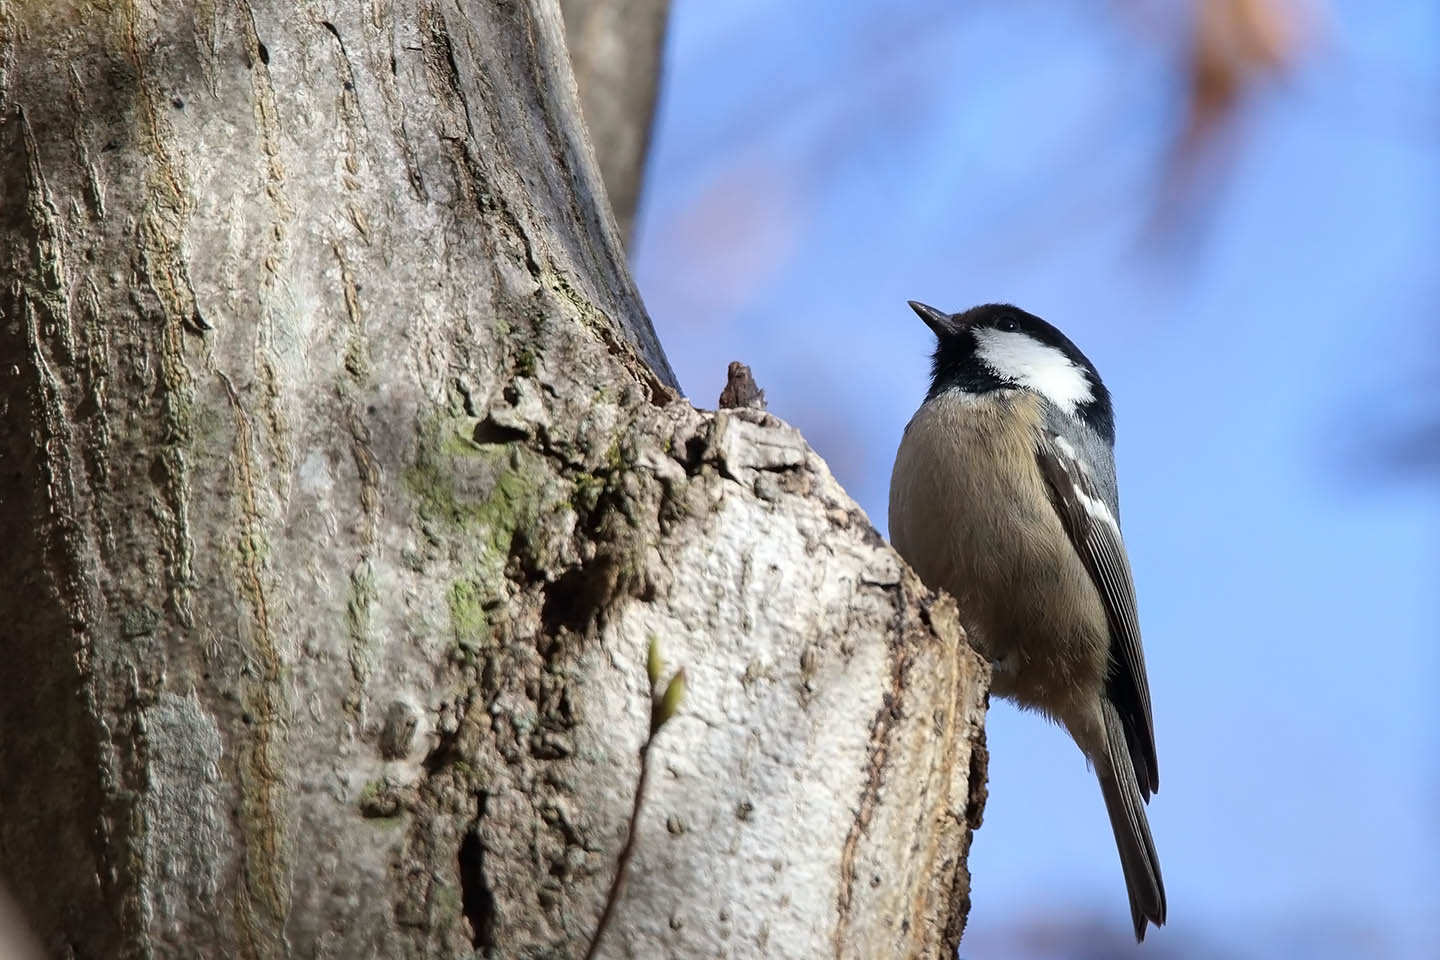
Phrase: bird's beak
[{"left": 908, "top": 300, "right": 956, "bottom": 337}]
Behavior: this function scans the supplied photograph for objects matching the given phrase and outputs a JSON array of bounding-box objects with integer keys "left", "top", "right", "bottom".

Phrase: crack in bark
[
  {"left": 319, "top": 17, "right": 369, "bottom": 218},
  {"left": 419, "top": 3, "right": 473, "bottom": 139},
  {"left": 218, "top": 370, "right": 291, "bottom": 958},
  {"left": 62, "top": 63, "right": 108, "bottom": 217},
  {"left": 458, "top": 793, "right": 498, "bottom": 950},
  {"left": 237, "top": 1, "right": 293, "bottom": 268},
  {"left": 370, "top": 6, "right": 428, "bottom": 201},
  {"left": 345, "top": 406, "right": 382, "bottom": 695},
  {"left": 540, "top": 555, "right": 622, "bottom": 634}
]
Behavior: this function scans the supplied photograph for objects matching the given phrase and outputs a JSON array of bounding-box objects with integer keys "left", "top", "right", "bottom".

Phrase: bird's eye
[{"left": 997, "top": 314, "right": 1019, "bottom": 332}]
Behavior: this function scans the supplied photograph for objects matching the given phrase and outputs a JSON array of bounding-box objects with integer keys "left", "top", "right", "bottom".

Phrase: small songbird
[{"left": 889, "top": 301, "right": 1165, "bottom": 940}]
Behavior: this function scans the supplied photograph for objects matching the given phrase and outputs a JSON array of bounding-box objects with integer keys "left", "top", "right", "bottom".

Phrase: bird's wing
[{"left": 1035, "top": 432, "right": 1158, "bottom": 797}]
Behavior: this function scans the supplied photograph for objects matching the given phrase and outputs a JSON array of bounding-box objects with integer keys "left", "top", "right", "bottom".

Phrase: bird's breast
[{"left": 888, "top": 390, "right": 1109, "bottom": 718}]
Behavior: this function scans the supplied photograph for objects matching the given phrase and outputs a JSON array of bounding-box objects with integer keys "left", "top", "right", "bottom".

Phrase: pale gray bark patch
[
  {"left": 0, "top": 2, "right": 985, "bottom": 958},
  {"left": 141, "top": 694, "right": 228, "bottom": 948},
  {"left": 586, "top": 413, "right": 990, "bottom": 959}
]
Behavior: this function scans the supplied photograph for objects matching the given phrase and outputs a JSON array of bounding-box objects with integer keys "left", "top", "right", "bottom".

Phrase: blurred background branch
[{"left": 561, "top": 0, "right": 671, "bottom": 247}]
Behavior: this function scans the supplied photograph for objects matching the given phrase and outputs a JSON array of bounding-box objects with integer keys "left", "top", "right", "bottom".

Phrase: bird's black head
[{"left": 910, "top": 300, "right": 1114, "bottom": 442}]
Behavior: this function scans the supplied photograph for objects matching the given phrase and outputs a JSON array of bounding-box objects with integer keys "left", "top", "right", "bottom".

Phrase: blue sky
[{"left": 630, "top": 1, "right": 1439, "bottom": 956}]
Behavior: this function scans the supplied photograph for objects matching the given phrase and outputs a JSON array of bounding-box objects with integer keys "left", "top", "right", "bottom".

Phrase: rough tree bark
[
  {"left": 0, "top": 3, "right": 988, "bottom": 959},
  {"left": 559, "top": 0, "right": 669, "bottom": 248}
]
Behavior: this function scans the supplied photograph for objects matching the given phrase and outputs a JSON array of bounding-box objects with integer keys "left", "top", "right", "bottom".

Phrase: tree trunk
[
  {"left": 0, "top": 3, "right": 987, "bottom": 959},
  {"left": 560, "top": 0, "right": 670, "bottom": 249}
]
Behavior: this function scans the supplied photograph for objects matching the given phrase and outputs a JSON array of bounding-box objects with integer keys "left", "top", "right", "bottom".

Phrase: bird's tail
[{"left": 1097, "top": 701, "right": 1166, "bottom": 941}]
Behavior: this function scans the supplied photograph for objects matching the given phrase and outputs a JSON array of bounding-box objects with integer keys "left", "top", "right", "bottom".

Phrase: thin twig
[{"left": 583, "top": 739, "right": 656, "bottom": 960}]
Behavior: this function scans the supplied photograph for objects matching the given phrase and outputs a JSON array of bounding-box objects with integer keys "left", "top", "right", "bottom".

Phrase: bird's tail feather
[{"left": 1098, "top": 700, "right": 1166, "bottom": 942}]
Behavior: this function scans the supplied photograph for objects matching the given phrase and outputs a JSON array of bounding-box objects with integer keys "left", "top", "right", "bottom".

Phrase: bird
[{"left": 888, "top": 300, "right": 1165, "bottom": 941}]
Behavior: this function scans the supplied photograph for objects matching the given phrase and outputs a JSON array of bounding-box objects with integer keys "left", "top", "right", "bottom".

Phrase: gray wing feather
[{"left": 1035, "top": 432, "right": 1159, "bottom": 797}]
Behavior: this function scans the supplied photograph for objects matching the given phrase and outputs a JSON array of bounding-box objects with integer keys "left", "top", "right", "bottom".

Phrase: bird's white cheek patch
[{"left": 975, "top": 329, "right": 1093, "bottom": 412}]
